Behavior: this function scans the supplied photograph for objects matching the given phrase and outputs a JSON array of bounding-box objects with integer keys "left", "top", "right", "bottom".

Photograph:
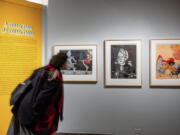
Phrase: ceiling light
[{"left": 26, "top": 0, "right": 48, "bottom": 6}]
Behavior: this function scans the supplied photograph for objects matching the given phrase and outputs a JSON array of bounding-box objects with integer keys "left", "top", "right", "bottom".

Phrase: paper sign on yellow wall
[{"left": 0, "top": 0, "right": 42, "bottom": 134}]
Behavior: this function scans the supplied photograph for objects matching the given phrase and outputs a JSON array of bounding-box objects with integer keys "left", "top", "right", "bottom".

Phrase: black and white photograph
[
  {"left": 53, "top": 45, "right": 97, "bottom": 82},
  {"left": 111, "top": 45, "right": 136, "bottom": 79},
  {"left": 105, "top": 39, "right": 142, "bottom": 87}
]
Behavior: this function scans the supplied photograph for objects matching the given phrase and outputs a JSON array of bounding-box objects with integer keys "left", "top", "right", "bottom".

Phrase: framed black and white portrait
[
  {"left": 53, "top": 44, "right": 97, "bottom": 83},
  {"left": 104, "top": 39, "right": 142, "bottom": 87}
]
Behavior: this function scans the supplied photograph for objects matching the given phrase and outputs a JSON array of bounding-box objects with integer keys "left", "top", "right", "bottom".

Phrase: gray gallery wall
[
  {"left": 46, "top": 0, "right": 180, "bottom": 135},
  {"left": 42, "top": 6, "right": 47, "bottom": 66}
]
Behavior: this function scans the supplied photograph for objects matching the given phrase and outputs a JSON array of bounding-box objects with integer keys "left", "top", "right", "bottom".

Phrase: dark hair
[{"left": 49, "top": 52, "right": 67, "bottom": 68}]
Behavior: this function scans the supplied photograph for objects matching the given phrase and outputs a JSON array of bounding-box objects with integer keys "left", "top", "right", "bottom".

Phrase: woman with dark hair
[{"left": 8, "top": 52, "right": 67, "bottom": 135}]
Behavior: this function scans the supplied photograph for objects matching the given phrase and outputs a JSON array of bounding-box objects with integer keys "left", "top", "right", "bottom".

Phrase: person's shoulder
[
  {"left": 34, "top": 66, "right": 46, "bottom": 71},
  {"left": 32, "top": 67, "right": 47, "bottom": 75}
]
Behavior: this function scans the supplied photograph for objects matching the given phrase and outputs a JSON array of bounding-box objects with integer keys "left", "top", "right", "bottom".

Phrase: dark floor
[{"left": 56, "top": 133, "right": 112, "bottom": 135}]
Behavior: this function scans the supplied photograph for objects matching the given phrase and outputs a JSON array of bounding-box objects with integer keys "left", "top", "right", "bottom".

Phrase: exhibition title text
[{"left": 1, "top": 22, "right": 34, "bottom": 37}]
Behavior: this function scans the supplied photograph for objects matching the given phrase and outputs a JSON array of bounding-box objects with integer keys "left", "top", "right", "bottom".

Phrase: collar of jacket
[{"left": 45, "top": 64, "right": 63, "bottom": 82}]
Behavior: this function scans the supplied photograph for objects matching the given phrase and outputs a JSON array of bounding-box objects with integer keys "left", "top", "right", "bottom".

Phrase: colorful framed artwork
[
  {"left": 150, "top": 39, "right": 180, "bottom": 86},
  {"left": 104, "top": 39, "right": 142, "bottom": 87},
  {"left": 53, "top": 44, "right": 97, "bottom": 83}
]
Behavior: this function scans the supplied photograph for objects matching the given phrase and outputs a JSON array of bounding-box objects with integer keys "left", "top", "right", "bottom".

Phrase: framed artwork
[
  {"left": 53, "top": 44, "right": 97, "bottom": 83},
  {"left": 104, "top": 39, "right": 142, "bottom": 87},
  {"left": 150, "top": 39, "right": 180, "bottom": 86}
]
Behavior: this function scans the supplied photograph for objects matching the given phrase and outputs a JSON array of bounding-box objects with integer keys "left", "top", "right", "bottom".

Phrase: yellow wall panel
[{"left": 0, "top": 1, "right": 42, "bottom": 134}]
